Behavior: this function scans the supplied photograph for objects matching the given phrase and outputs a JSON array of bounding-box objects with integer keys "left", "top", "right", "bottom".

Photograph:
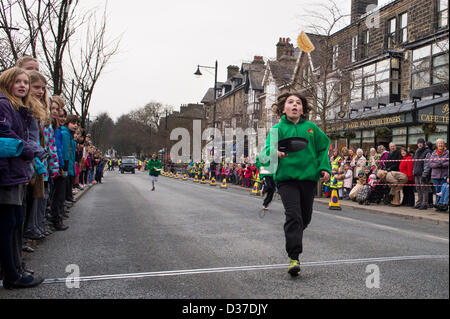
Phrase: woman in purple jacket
[
  {"left": 0, "top": 67, "right": 44, "bottom": 289},
  {"left": 428, "top": 139, "right": 449, "bottom": 206}
]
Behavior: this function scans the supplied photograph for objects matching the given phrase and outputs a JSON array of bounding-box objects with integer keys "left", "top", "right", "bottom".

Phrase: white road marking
[{"left": 41, "top": 254, "right": 448, "bottom": 285}]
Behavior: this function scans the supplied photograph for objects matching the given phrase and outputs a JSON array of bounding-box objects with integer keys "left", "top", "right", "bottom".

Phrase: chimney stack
[
  {"left": 276, "top": 37, "right": 294, "bottom": 61},
  {"left": 351, "top": 0, "right": 378, "bottom": 24},
  {"left": 252, "top": 56, "right": 264, "bottom": 64},
  {"left": 227, "top": 65, "right": 240, "bottom": 79}
]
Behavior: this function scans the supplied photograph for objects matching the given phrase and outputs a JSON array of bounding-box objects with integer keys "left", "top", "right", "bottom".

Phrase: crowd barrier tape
[
  {"left": 368, "top": 183, "right": 447, "bottom": 187},
  {"left": 348, "top": 158, "right": 449, "bottom": 163}
]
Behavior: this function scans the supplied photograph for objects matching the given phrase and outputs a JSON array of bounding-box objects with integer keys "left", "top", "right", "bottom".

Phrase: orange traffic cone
[
  {"left": 220, "top": 178, "right": 228, "bottom": 189},
  {"left": 329, "top": 188, "right": 341, "bottom": 210},
  {"left": 251, "top": 182, "right": 259, "bottom": 196}
]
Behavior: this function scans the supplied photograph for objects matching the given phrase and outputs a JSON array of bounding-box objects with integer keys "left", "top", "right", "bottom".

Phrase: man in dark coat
[
  {"left": 385, "top": 142, "right": 402, "bottom": 172},
  {"left": 413, "top": 138, "right": 431, "bottom": 209}
]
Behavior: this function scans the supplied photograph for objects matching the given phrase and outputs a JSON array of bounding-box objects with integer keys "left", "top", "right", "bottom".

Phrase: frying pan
[{"left": 278, "top": 137, "right": 309, "bottom": 153}]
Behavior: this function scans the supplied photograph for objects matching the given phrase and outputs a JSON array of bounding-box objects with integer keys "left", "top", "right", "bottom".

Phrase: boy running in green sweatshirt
[{"left": 257, "top": 92, "right": 331, "bottom": 276}]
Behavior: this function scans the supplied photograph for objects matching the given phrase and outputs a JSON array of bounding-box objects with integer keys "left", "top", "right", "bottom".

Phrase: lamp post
[{"left": 195, "top": 60, "right": 218, "bottom": 161}]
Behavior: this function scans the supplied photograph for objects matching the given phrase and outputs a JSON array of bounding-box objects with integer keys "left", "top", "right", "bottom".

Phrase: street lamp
[
  {"left": 195, "top": 60, "right": 218, "bottom": 162},
  {"left": 194, "top": 61, "right": 218, "bottom": 129}
]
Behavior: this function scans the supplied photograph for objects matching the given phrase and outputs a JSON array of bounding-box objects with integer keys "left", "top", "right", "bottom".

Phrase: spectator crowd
[
  {"left": 160, "top": 138, "right": 449, "bottom": 214},
  {"left": 325, "top": 140, "right": 448, "bottom": 212},
  {"left": 0, "top": 57, "right": 107, "bottom": 289}
]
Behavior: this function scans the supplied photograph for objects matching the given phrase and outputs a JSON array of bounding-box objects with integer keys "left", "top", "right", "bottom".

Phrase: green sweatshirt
[
  {"left": 146, "top": 159, "right": 162, "bottom": 176},
  {"left": 257, "top": 115, "right": 331, "bottom": 183}
]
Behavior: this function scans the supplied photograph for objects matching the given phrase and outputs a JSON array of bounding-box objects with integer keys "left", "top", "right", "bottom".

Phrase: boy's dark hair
[
  {"left": 64, "top": 114, "right": 79, "bottom": 126},
  {"left": 272, "top": 92, "right": 311, "bottom": 118}
]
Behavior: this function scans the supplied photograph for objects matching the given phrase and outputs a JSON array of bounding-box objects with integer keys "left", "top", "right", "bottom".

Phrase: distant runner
[{"left": 146, "top": 153, "right": 162, "bottom": 191}]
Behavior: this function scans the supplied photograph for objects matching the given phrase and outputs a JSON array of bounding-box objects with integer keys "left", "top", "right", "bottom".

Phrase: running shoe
[{"left": 288, "top": 258, "right": 300, "bottom": 276}]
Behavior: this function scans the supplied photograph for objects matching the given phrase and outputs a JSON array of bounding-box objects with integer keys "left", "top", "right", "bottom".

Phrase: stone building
[
  {"left": 201, "top": 57, "right": 266, "bottom": 162},
  {"left": 293, "top": 0, "right": 449, "bottom": 152},
  {"left": 159, "top": 103, "right": 206, "bottom": 163}
]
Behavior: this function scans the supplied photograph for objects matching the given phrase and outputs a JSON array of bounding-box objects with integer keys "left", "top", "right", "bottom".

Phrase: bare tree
[
  {"left": 0, "top": 0, "right": 28, "bottom": 70},
  {"left": 36, "top": 0, "right": 83, "bottom": 95},
  {"left": 66, "top": 3, "right": 120, "bottom": 128},
  {"left": 292, "top": 0, "right": 354, "bottom": 133}
]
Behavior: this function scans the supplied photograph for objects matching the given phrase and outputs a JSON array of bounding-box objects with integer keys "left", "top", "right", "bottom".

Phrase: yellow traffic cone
[
  {"left": 210, "top": 177, "right": 216, "bottom": 186},
  {"left": 329, "top": 188, "right": 342, "bottom": 210},
  {"left": 251, "top": 182, "right": 259, "bottom": 196},
  {"left": 220, "top": 178, "right": 228, "bottom": 189},
  {"left": 201, "top": 176, "right": 206, "bottom": 184},
  {"left": 194, "top": 175, "right": 199, "bottom": 183},
  {"left": 175, "top": 173, "right": 179, "bottom": 179},
  {"left": 182, "top": 174, "right": 187, "bottom": 181}
]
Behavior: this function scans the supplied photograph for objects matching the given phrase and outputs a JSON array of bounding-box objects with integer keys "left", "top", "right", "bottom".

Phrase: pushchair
[{"left": 356, "top": 184, "right": 371, "bottom": 205}]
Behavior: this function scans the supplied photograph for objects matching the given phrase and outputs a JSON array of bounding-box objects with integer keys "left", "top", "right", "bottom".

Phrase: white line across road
[{"left": 40, "top": 255, "right": 449, "bottom": 285}]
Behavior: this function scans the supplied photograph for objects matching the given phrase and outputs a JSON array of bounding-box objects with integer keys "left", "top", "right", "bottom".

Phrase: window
[
  {"left": 350, "top": 58, "right": 398, "bottom": 103},
  {"left": 411, "top": 40, "right": 449, "bottom": 90},
  {"left": 363, "top": 75, "right": 376, "bottom": 100},
  {"left": 332, "top": 45, "right": 339, "bottom": 70},
  {"left": 438, "top": 0, "right": 448, "bottom": 28},
  {"left": 352, "top": 35, "right": 358, "bottom": 63},
  {"left": 390, "top": 58, "right": 401, "bottom": 99},
  {"left": 399, "top": 12, "right": 408, "bottom": 43},
  {"left": 362, "top": 30, "right": 370, "bottom": 58},
  {"left": 432, "top": 40, "right": 449, "bottom": 84},
  {"left": 387, "top": 17, "right": 397, "bottom": 48},
  {"left": 392, "top": 127, "right": 407, "bottom": 145}
]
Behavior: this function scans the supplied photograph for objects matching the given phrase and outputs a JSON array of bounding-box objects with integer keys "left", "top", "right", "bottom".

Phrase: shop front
[{"left": 326, "top": 95, "right": 448, "bottom": 154}]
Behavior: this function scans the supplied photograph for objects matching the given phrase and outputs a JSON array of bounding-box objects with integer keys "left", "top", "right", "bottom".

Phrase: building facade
[{"left": 320, "top": 0, "right": 449, "bottom": 152}]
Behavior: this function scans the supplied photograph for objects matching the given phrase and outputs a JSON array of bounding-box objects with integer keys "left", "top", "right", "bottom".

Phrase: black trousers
[
  {"left": 278, "top": 180, "right": 317, "bottom": 260},
  {"left": 50, "top": 176, "right": 66, "bottom": 224},
  {"left": 262, "top": 176, "right": 276, "bottom": 208},
  {"left": 401, "top": 185, "right": 415, "bottom": 207},
  {"left": 0, "top": 205, "right": 23, "bottom": 282},
  {"left": 65, "top": 175, "right": 74, "bottom": 201}
]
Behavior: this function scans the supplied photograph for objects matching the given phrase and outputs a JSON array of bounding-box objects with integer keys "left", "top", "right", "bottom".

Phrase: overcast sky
[{"left": 86, "top": 0, "right": 360, "bottom": 121}]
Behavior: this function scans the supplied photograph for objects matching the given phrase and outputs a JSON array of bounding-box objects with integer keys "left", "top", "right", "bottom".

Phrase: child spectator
[
  {"left": 0, "top": 67, "right": 44, "bottom": 289},
  {"left": 343, "top": 163, "right": 353, "bottom": 199},
  {"left": 61, "top": 114, "right": 78, "bottom": 203},
  {"left": 336, "top": 167, "right": 345, "bottom": 199},
  {"left": 349, "top": 170, "right": 366, "bottom": 200}
]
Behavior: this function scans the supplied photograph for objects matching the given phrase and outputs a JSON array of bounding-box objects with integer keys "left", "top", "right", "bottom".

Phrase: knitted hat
[{"left": 417, "top": 138, "right": 426, "bottom": 144}]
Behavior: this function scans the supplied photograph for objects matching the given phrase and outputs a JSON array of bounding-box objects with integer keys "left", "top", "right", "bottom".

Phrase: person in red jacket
[{"left": 399, "top": 147, "right": 414, "bottom": 207}]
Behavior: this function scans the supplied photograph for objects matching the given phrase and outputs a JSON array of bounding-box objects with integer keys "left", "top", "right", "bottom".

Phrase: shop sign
[
  {"left": 419, "top": 103, "right": 449, "bottom": 124},
  {"left": 327, "top": 115, "right": 403, "bottom": 132}
]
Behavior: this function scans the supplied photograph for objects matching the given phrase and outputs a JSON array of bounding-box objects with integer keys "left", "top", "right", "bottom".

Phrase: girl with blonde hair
[
  {"left": 23, "top": 70, "right": 50, "bottom": 242},
  {"left": 0, "top": 67, "right": 44, "bottom": 289}
]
